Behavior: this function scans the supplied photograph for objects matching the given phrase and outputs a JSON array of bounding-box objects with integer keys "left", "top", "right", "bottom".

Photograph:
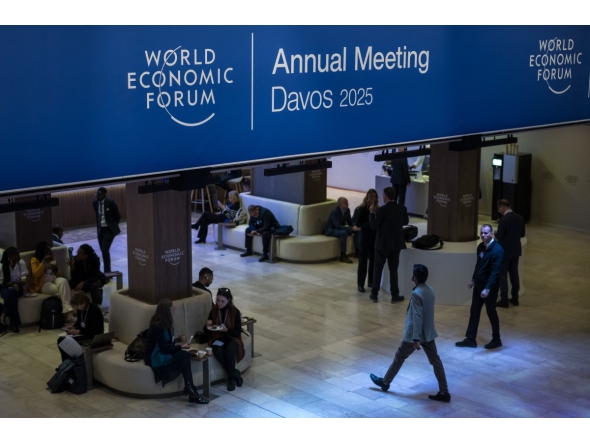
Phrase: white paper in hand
[{"left": 58, "top": 335, "right": 84, "bottom": 358}]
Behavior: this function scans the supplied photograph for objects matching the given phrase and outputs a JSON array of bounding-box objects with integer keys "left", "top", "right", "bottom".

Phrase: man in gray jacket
[{"left": 370, "top": 264, "right": 451, "bottom": 402}]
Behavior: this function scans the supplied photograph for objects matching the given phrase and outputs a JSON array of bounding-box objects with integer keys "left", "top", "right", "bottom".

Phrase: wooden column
[
  {"left": 0, "top": 198, "right": 53, "bottom": 251},
  {"left": 251, "top": 165, "right": 327, "bottom": 205},
  {"left": 427, "top": 143, "right": 480, "bottom": 242},
  {"left": 125, "top": 183, "right": 192, "bottom": 304}
]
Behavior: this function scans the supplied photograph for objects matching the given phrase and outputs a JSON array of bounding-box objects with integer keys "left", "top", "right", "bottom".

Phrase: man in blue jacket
[
  {"left": 240, "top": 205, "right": 280, "bottom": 263},
  {"left": 456, "top": 224, "right": 504, "bottom": 350},
  {"left": 370, "top": 264, "right": 450, "bottom": 403},
  {"left": 324, "top": 197, "right": 360, "bottom": 263}
]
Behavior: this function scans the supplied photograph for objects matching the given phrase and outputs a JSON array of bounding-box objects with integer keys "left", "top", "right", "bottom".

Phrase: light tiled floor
[{"left": 1, "top": 188, "right": 589, "bottom": 418}]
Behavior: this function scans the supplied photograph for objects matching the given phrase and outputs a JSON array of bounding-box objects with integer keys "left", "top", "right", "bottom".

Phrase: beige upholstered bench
[
  {"left": 0, "top": 245, "right": 70, "bottom": 326},
  {"left": 91, "top": 288, "right": 252, "bottom": 398},
  {"left": 213, "top": 194, "right": 354, "bottom": 263}
]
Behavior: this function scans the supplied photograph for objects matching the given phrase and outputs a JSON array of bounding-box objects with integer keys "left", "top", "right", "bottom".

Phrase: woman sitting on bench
[
  {"left": 205, "top": 288, "right": 245, "bottom": 391},
  {"left": 30, "top": 241, "right": 74, "bottom": 322},
  {"left": 0, "top": 247, "right": 27, "bottom": 333},
  {"left": 67, "top": 244, "right": 106, "bottom": 306},
  {"left": 192, "top": 190, "right": 240, "bottom": 244},
  {"left": 144, "top": 299, "right": 209, "bottom": 404}
]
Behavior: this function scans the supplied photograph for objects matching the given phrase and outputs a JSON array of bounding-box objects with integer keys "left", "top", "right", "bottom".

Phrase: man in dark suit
[
  {"left": 324, "top": 197, "right": 360, "bottom": 264},
  {"left": 369, "top": 187, "right": 409, "bottom": 303},
  {"left": 495, "top": 199, "right": 526, "bottom": 308},
  {"left": 456, "top": 224, "right": 504, "bottom": 350},
  {"left": 240, "top": 205, "right": 280, "bottom": 263},
  {"left": 389, "top": 149, "right": 411, "bottom": 206},
  {"left": 93, "top": 187, "right": 121, "bottom": 273}
]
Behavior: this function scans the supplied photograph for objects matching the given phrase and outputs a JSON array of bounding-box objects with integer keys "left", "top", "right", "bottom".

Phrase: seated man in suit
[
  {"left": 240, "top": 205, "right": 280, "bottom": 263},
  {"left": 324, "top": 197, "right": 361, "bottom": 264}
]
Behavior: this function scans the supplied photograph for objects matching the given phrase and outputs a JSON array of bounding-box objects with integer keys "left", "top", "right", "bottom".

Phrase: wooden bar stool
[{"left": 191, "top": 187, "right": 213, "bottom": 213}]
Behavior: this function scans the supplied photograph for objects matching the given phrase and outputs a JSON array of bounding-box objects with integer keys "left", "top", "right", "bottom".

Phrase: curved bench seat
[
  {"left": 213, "top": 194, "right": 356, "bottom": 263},
  {"left": 91, "top": 288, "right": 251, "bottom": 398}
]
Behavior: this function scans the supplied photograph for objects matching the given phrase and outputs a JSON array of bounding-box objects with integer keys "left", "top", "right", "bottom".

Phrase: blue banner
[{"left": 1, "top": 25, "right": 589, "bottom": 194}]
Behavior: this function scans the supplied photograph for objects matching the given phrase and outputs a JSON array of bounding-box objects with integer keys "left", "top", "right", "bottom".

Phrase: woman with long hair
[
  {"left": 144, "top": 299, "right": 209, "bottom": 404},
  {"left": 29, "top": 241, "right": 73, "bottom": 320},
  {"left": 356, "top": 188, "right": 379, "bottom": 293},
  {"left": 67, "top": 244, "right": 105, "bottom": 305},
  {"left": 0, "top": 247, "right": 28, "bottom": 333},
  {"left": 204, "top": 288, "right": 245, "bottom": 391}
]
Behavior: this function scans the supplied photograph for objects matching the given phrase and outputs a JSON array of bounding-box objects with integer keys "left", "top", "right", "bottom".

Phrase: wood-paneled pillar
[
  {"left": 427, "top": 143, "right": 480, "bottom": 242},
  {"left": 125, "top": 182, "right": 192, "bottom": 304},
  {"left": 251, "top": 165, "right": 327, "bottom": 205},
  {"left": 0, "top": 197, "right": 53, "bottom": 251}
]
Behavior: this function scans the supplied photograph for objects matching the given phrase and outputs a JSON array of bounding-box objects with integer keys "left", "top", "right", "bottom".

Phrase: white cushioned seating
[
  {"left": 0, "top": 245, "right": 70, "bottom": 326},
  {"left": 213, "top": 194, "right": 356, "bottom": 262},
  {"left": 92, "top": 288, "right": 251, "bottom": 397}
]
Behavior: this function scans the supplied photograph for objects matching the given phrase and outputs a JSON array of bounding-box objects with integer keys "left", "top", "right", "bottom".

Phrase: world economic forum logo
[
  {"left": 127, "top": 46, "right": 234, "bottom": 127},
  {"left": 529, "top": 37, "right": 583, "bottom": 95}
]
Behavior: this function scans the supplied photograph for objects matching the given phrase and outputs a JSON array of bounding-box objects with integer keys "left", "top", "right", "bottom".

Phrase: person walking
[
  {"left": 92, "top": 187, "right": 121, "bottom": 273},
  {"left": 370, "top": 264, "right": 451, "bottom": 403},
  {"left": 456, "top": 224, "right": 504, "bottom": 350}
]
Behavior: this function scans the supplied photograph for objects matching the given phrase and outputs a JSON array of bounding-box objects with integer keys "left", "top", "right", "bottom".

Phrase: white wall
[
  {"left": 327, "top": 147, "right": 422, "bottom": 193},
  {"left": 480, "top": 125, "right": 590, "bottom": 233}
]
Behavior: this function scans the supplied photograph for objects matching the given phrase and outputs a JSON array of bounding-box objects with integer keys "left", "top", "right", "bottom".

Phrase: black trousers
[
  {"left": 392, "top": 184, "right": 408, "bottom": 206},
  {"left": 212, "top": 338, "right": 238, "bottom": 381},
  {"left": 98, "top": 227, "right": 116, "bottom": 273},
  {"left": 499, "top": 254, "right": 520, "bottom": 301},
  {"left": 194, "top": 212, "right": 226, "bottom": 241},
  {"left": 466, "top": 281, "right": 501, "bottom": 341},
  {"left": 371, "top": 249, "right": 401, "bottom": 298},
  {"left": 357, "top": 231, "right": 375, "bottom": 287},
  {"left": 245, "top": 228, "right": 272, "bottom": 254},
  {"left": 1, "top": 286, "right": 23, "bottom": 327}
]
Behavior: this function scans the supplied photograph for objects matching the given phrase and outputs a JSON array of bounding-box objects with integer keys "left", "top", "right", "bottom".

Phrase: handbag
[
  {"left": 194, "top": 330, "right": 210, "bottom": 344},
  {"left": 124, "top": 329, "right": 149, "bottom": 362},
  {"left": 412, "top": 234, "right": 444, "bottom": 250}
]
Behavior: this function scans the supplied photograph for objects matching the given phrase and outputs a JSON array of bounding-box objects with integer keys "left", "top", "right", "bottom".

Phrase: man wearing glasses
[
  {"left": 456, "top": 224, "right": 504, "bottom": 350},
  {"left": 92, "top": 187, "right": 121, "bottom": 274}
]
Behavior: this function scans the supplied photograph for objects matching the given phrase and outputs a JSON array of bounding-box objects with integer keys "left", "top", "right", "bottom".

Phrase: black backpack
[
  {"left": 47, "top": 356, "right": 87, "bottom": 394},
  {"left": 124, "top": 329, "right": 149, "bottom": 362},
  {"left": 412, "top": 234, "right": 444, "bottom": 250},
  {"left": 39, "top": 295, "right": 65, "bottom": 331}
]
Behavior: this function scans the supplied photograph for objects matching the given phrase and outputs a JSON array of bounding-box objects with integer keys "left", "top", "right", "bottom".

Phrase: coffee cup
[
  {"left": 206, "top": 347, "right": 213, "bottom": 356},
  {"left": 197, "top": 350, "right": 206, "bottom": 358}
]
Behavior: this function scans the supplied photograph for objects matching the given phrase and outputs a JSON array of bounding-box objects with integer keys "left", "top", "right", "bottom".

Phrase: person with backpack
[
  {"left": 0, "top": 247, "right": 28, "bottom": 333},
  {"left": 29, "top": 241, "right": 74, "bottom": 322},
  {"left": 57, "top": 292, "right": 104, "bottom": 361},
  {"left": 191, "top": 190, "right": 241, "bottom": 244},
  {"left": 144, "top": 299, "right": 209, "bottom": 404}
]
